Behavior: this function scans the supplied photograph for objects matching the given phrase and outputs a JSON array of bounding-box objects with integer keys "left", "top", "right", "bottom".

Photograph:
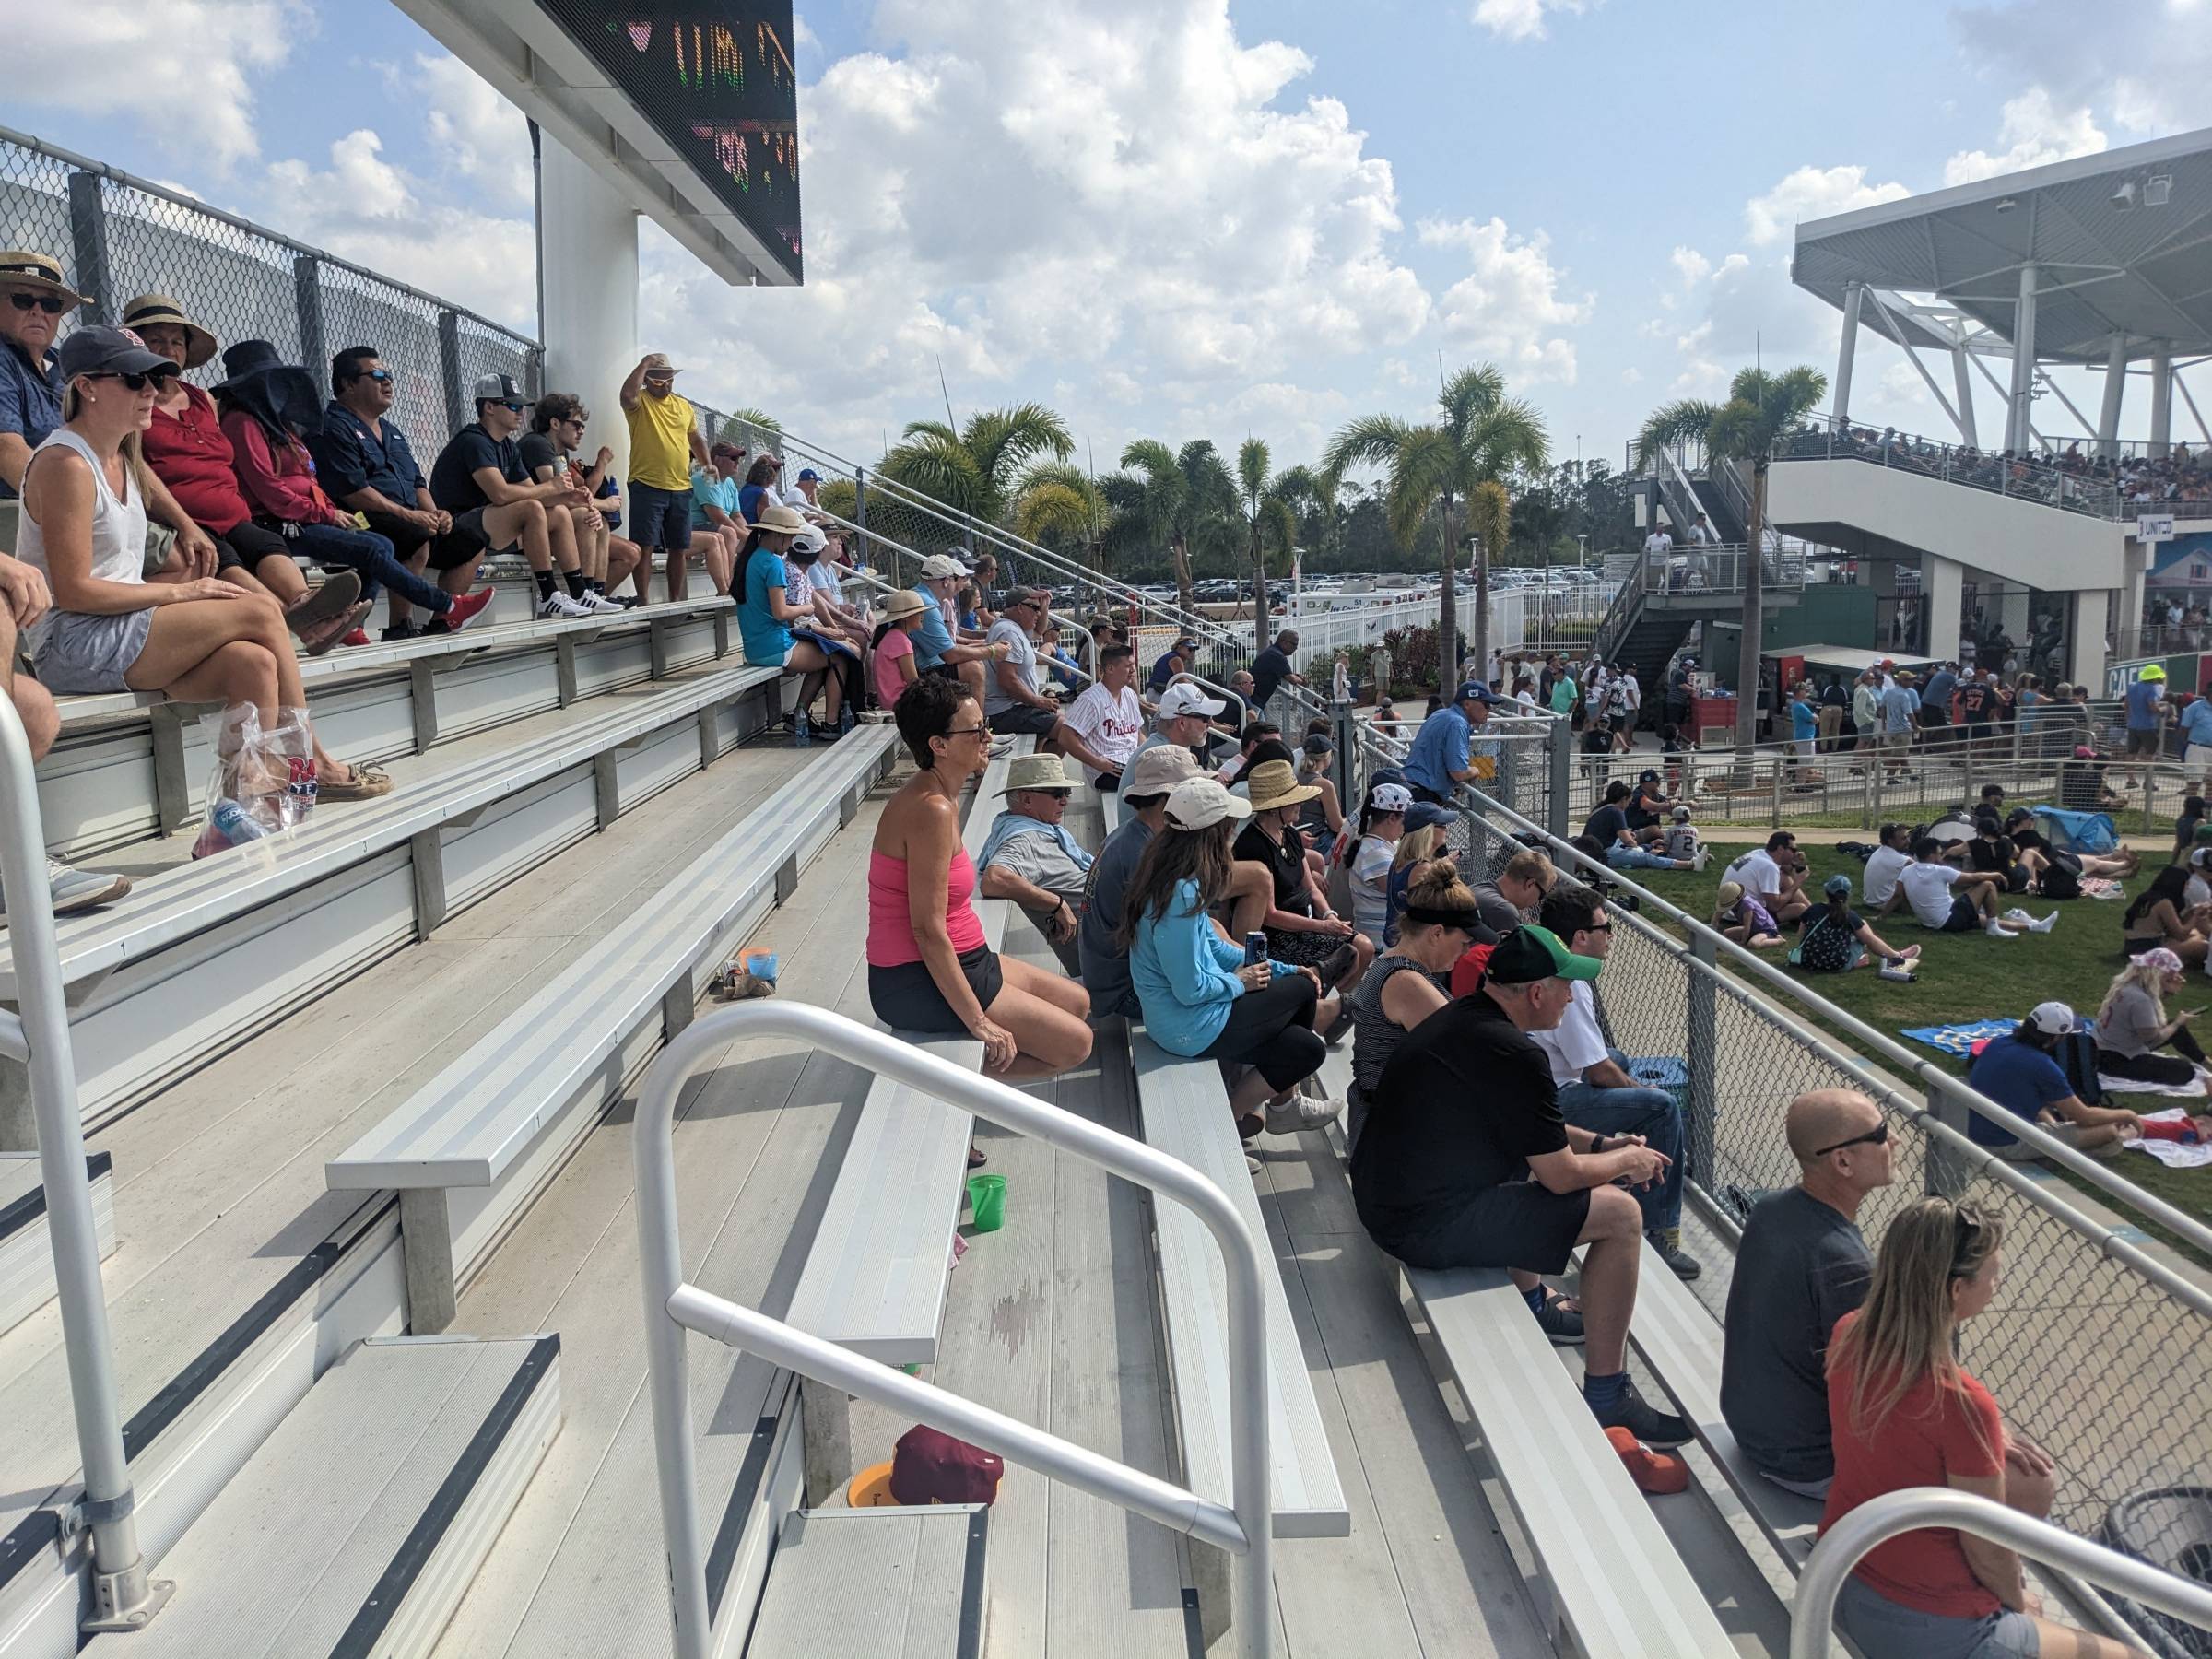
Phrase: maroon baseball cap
[{"left": 888, "top": 1425, "right": 1003, "bottom": 1505}]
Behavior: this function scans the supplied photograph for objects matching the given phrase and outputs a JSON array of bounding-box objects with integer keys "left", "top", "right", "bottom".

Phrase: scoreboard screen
[{"left": 532, "top": 1, "right": 803, "bottom": 283}]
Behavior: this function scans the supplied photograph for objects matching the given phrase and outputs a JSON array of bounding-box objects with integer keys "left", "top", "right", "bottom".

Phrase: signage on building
[{"left": 2139, "top": 513, "right": 2177, "bottom": 543}]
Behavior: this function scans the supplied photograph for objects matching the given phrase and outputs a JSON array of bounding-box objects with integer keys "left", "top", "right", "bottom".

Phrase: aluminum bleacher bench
[
  {"left": 39, "top": 597, "right": 733, "bottom": 859},
  {"left": 782, "top": 737, "right": 1032, "bottom": 1504},
  {"left": 1399, "top": 1263, "right": 1735, "bottom": 1656},
  {"left": 0, "top": 658, "right": 782, "bottom": 1131},
  {"left": 323, "top": 724, "right": 900, "bottom": 1333}
]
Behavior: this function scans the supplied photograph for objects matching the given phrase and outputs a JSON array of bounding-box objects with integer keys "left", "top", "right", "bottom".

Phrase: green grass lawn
[{"left": 1626, "top": 842, "right": 2212, "bottom": 1245}]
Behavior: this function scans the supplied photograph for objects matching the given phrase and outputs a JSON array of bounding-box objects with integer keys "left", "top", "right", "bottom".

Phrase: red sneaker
[
  {"left": 443, "top": 587, "right": 495, "bottom": 632},
  {"left": 1605, "top": 1426, "right": 1689, "bottom": 1495},
  {"left": 339, "top": 629, "right": 370, "bottom": 648}
]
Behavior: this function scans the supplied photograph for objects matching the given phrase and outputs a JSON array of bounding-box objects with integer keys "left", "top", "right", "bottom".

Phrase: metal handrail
[
  {"left": 632, "top": 1002, "right": 1273, "bottom": 1659},
  {"left": 1792, "top": 1488, "right": 2212, "bottom": 1658},
  {"left": 0, "top": 699, "right": 164, "bottom": 1628}
]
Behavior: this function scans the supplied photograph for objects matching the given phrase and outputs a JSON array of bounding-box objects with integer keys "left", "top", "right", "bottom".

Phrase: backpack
[
  {"left": 2056, "top": 1027, "right": 2104, "bottom": 1105},
  {"left": 1789, "top": 911, "right": 1861, "bottom": 972},
  {"left": 2039, "top": 849, "right": 2084, "bottom": 900}
]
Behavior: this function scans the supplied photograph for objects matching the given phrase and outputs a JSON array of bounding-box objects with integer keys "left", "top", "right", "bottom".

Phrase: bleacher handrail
[
  {"left": 632, "top": 1001, "right": 1275, "bottom": 1659},
  {"left": 0, "top": 698, "right": 164, "bottom": 1629},
  {"left": 1790, "top": 1487, "right": 2212, "bottom": 1659}
]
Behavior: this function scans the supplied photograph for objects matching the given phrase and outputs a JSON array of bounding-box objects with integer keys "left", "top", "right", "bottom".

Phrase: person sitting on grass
[
  {"left": 1724, "top": 830, "right": 1809, "bottom": 925},
  {"left": 1862, "top": 821, "right": 1915, "bottom": 910},
  {"left": 1584, "top": 780, "right": 1707, "bottom": 871},
  {"left": 1817, "top": 1200, "right": 2142, "bottom": 1659},
  {"left": 1963, "top": 1001, "right": 2141, "bottom": 1162},
  {"left": 1715, "top": 880, "right": 1784, "bottom": 949},
  {"left": 1351, "top": 924, "right": 1691, "bottom": 1444},
  {"left": 1883, "top": 837, "right": 2053, "bottom": 940},
  {"left": 1964, "top": 814, "right": 2030, "bottom": 895},
  {"left": 2123, "top": 865, "right": 2212, "bottom": 966},
  {"left": 2094, "top": 949, "right": 2210, "bottom": 1087},
  {"left": 2004, "top": 807, "right": 2138, "bottom": 888},
  {"left": 1794, "top": 874, "right": 1922, "bottom": 974},
  {"left": 1720, "top": 1089, "right": 1891, "bottom": 1501}
]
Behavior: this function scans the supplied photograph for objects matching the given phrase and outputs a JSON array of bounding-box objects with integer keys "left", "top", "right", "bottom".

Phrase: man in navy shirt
[
  {"left": 1250, "top": 629, "right": 1304, "bottom": 709},
  {"left": 1964, "top": 1002, "right": 2139, "bottom": 1161}
]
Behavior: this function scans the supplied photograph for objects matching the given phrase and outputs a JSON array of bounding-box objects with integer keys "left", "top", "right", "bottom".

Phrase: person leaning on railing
[{"left": 1818, "top": 1198, "right": 2146, "bottom": 1659}]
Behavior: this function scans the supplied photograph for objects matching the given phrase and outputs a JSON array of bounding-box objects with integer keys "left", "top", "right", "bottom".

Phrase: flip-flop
[{"left": 285, "top": 571, "right": 362, "bottom": 636}]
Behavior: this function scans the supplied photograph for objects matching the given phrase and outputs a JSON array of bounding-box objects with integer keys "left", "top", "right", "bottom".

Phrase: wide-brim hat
[
  {"left": 754, "top": 503, "right": 808, "bottom": 535},
  {"left": 1245, "top": 758, "right": 1321, "bottom": 813},
  {"left": 117, "top": 294, "right": 216, "bottom": 369},
  {"left": 0, "top": 250, "right": 88, "bottom": 309},
  {"left": 1164, "top": 776, "right": 1250, "bottom": 830},
  {"left": 880, "top": 588, "right": 930, "bottom": 622},
  {"left": 1120, "top": 745, "right": 1202, "bottom": 798},
  {"left": 998, "top": 753, "right": 1076, "bottom": 794},
  {"left": 641, "top": 351, "right": 681, "bottom": 376}
]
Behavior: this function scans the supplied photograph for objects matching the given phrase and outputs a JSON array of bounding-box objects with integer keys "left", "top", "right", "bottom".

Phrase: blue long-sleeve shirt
[{"left": 1131, "top": 877, "right": 1291, "bottom": 1055}]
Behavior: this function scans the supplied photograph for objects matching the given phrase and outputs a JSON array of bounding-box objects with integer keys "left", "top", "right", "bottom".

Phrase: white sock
[{"left": 1985, "top": 920, "right": 2014, "bottom": 937}]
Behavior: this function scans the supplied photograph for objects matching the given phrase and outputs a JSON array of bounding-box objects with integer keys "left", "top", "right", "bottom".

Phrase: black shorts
[
  {"left": 1939, "top": 894, "right": 1982, "bottom": 932},
  {"left": 628, "top": 480, "right": 692, "bottom": 552},
  {"left": 427, "top": 506, "right": 514, "bottom": 571},
  {"left": 989, "top": 704, "right": 1059, "bottom": 736},
  {"left": 922, "top": 661, "right": 962, "bottom": 681},
  {"left": 2127, "top": 728, "right": 2162, "bottom": 757},
  {"left": 1383, "top": 1180, "right": 1593, "bottom": 1276},
  {"left": 2003, "top": 865, "right": 2030, "bottom": 892},
  {"left": 868, "top": 944, "right": 1004, "bottom": 1035},
  {"left": 212, "top": 518, "right": 291, "bottom": 573},
  {"left": 1409, "top": 783, "right": 1451, "bottom": 806}
]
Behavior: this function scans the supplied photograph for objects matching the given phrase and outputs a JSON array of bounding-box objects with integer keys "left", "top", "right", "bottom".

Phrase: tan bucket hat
[
  {"left": 117, "top": 293, "right": 217, "bottom": 369},
  {"left": 0, "top": 250, "right": 88, "bottom": 309},
  {"left": 998, "top": 753, "right": 1076, "bottom": 794},
  {"left": 880, "top": 588, "right": 931, "bottom": 622},
  {"left": 754, "top": 502, "right": 808, "bottom": 535},
  {"left": 1244, "top": 758, "right": 1320, "bottom": 813}
]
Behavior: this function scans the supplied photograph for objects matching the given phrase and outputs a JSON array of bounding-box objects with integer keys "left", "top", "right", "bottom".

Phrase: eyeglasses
[
  {"left": 1809, "top": 1119, "right": 1889, "bottom": 1159},
  {"left": 7, "top": 292, "right": 65, "bottom": 315},
  {"left": 943, "top": 722, "right": 989, "bottom": 739}
]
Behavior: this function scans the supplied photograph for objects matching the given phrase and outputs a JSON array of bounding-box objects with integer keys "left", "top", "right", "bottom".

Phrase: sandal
[
  {"left": 319, "top": 760, "right": 394, "bottom": 801},
  {"left": 284, "top": 571, "right": 362, "bottom": 638}
]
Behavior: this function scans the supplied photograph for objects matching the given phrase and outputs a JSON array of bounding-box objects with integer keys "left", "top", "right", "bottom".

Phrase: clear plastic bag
[{"left": 191, "top": 704, "right": 318, "bottom": 859}]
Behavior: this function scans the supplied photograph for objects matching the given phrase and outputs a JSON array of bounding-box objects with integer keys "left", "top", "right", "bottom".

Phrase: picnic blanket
[
  {"left": 1903, "top": 1019, "right": 2017, "bottom": 1058},
  {"left": 2127, "top": 1107, "right": 2212, "bottom": 1169},
  {"left": 2082, "top": 877, "right": 2125, "bottom": 900},
  {"left": 2100, "top": 1071, "right": 2211, "bottom": 1098}
]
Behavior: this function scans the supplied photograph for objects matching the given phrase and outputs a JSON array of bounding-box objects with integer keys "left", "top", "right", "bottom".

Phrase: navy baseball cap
[
  {"left": 1454, "top": 680, "right": 1500, "bottom": 706},
  {"left": 57, "top": 325, "right": 175, "bottom": 383},
  {"left": 796, "top": 467, "right": 819, "bottom": 482},
  {"left": 1406, "top": 802, "right": 1454, "bottom": 832}
]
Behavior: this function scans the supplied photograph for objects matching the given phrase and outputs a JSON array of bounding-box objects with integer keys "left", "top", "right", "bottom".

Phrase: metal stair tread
[{"left": 742, "top": 1505, "right": 984, "bottom": 1659}]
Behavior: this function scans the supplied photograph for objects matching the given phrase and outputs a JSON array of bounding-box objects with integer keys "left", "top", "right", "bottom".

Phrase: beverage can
[{"left": 1243, "top": 931, "right": 1267, "bottom": 967}]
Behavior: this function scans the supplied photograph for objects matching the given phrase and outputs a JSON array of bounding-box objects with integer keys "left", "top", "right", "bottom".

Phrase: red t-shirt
[
  {"left": 1447, "top": 941, "right": 1496, "bottom": 998},
  {"left": 1818, "top": 1310, "right": 2006, "bottom": 1618},
  {"left": 144, "top": 384, "right": 253, "bottom": 535}
]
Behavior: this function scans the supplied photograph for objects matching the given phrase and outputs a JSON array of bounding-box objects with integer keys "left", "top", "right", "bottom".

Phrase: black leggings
[
  {"left": 1199, "top": 971, "right": 1324, "bottom": 1092},
  {"left": 2096, "top": 1048, "right": 2199, "bottom": 1087}
]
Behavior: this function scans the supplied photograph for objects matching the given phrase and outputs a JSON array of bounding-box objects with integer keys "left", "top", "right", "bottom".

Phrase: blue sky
[{"left": 11, "top": 0, "right": 2210, "bottom": 479}]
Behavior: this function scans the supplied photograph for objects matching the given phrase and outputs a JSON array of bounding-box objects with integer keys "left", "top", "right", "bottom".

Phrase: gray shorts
[
  {"left": 1834, "top": 1573, "right": 2040, "bottom": 1657},
  {"left": 29, "top": 608, "right": 153, "bottom": 695}
]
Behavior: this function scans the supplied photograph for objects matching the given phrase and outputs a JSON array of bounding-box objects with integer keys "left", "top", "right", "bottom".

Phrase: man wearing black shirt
[
  {"left": 1352, "top": 924, "right": 1692, "bottom": 1444},
  {"left": 1250, "top": 630, "right": 1304, "bottom": 709},
  {"left": 425, "top": 373, "right": 597, "bottom": 620}
]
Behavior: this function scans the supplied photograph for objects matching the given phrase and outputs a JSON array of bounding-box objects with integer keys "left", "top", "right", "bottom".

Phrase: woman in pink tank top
[{"left": 867, "top": 676, "right": 1092, "bottom": 1084}]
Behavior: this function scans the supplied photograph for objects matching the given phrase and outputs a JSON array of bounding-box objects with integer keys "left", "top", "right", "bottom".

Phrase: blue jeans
[
  {"left": 1555, "top": 1049, "right": 1684, "bottom": 1232},
  {"left": 288, "top": 521, "right": 449, "bottom": 614},
  {"left": 1606, "top": 843, "right": 1677, "bottom": 870}
]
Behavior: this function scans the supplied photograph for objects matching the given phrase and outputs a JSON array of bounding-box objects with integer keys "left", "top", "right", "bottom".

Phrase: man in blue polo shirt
[
  {"left": 309, "top": 345, "right": 461, "bottom": 640},
  {"left": 1404, "top": 681, "right": 1500, "bottom": 805},
  {"left": 1964, "top": 1002, "right": 2140, "bottom": 1162}
]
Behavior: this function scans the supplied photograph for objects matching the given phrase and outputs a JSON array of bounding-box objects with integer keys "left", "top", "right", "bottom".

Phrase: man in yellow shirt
[{"left": 619, "top": 352, "right": 724, "bottom": 601}]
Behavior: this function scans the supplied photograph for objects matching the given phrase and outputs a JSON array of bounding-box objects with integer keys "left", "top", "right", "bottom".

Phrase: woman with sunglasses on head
[
  {"left": 867, "top": 675, "right": 1092, "bottom": 1095},
  {"left": 1820, "top": 1199, "right": 2144, "bottom": 1659},
  {"left": 17, "top": 328, "right": 386, "bottom": 798}
]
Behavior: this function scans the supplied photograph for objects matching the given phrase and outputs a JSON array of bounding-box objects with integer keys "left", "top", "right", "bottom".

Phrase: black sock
[
  {"left": 534, "top": 571, "right": 556, "bottom": 602},
  {"left": 590, "top": 579, "right": 606, "bottom": 595},
  {"left": 566, "top": 571, "right": 589, "bottom": 600}
]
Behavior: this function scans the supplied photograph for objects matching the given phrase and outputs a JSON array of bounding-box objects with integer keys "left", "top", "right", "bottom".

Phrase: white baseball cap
[
  {"left": 919, "top": 553, "right": 971, "bottom": 580},
  {"left": 2026, "top": 1001, "right": 2077, "bottom": 1036},
  {"left": 1369, "top": 782, "right": 1413, "bottom": 813},
  {"left": 1163, "top": 777, "right": 1251, "bottom": 830},
  {"left": 1156, "top": 683, "right": 1225, "bottom": 721}
]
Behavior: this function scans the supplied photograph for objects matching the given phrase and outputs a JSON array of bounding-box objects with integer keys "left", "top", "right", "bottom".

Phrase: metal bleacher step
[
  {"left": 83, "top": 1334, "right": 561, "bottom": 1659},
  {"left": 741, "top": 1506, "right": 987, "bottom": 1659},
  {"left": 0, "top": 1152, "right": 113, "bottom": 1341}
]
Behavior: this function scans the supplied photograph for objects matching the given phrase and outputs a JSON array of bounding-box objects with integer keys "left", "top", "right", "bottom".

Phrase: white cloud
[
  {"left": 1941, "top": 88, "right": 2106, "bottom": 186},
  {"left": 415, "top": 53, "right": 535, "bottom": 211},
  {"left": 1470, "top": 0, "right": 1588, "bottom": 41},
  {"left": 1949, "top": 0, "right": 2212, "bottom": 137},
  {"left": 1418, "top": 217, "right": 1590, "bottom": 384},
  {"left": 1745, "top": 164, "right": 1912, "bottom": 245},
  {"left": 9, "top": 0, "right": 305, "bottom": 168}
]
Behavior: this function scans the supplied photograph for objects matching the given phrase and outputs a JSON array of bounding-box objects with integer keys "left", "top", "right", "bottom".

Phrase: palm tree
[
  {"left": 877, "top": 402, "right": 1075, "bottom": 531},
  {"left": 1009, "top": 460, "right": 1109, "bottom": 557},
  {"left": 1634, "top": 365, "right": 1828, "bottom": 745},
  {"left": 1234, "top": 440, "right": 1300, "bottom": 633},
  {"left": 1466, "top": 481, "right": 1511, "bottom": 642},
  {"left": 1116, "top": 438, "right": 1239, "bottom": 618},
  {"left": 1325, "top": 363, "right": 1549, "bottom": 685},
  {"left": 718, "top": 407, "right": 781, "bottom": 452}
]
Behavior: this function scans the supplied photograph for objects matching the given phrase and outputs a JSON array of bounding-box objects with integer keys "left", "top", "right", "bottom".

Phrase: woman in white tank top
[{"left": 20, "top": 327, "right": 387, "bottom": 795}]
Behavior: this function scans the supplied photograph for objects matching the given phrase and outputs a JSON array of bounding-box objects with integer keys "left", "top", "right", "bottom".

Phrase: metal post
[
  {"left": 1832, "top": 281, "right": 1864, "bottom": 427},
  {"left": 0, "top": 703, "right": 169, "bottom": 1631},
  {"left": 2152, "top": 347, "right": 2175, "bottom": 460},
  {"left": 1685, "top": 931, "right": 1719, "bottom": 1187},
  {"left": 1547, "top": 715, "right": 1571, "bottom": 841},
  {"left": 293, "top": 255, "right": 327, "bottom": 395},
  {"left": 2006, "top": 265, "right": 2039, "bottom": 455},
  {"left": 1330, "top": 698, "right": 1357, "bottom": 820},
  {"left": 65, "top": 171, "right": 112, "bottom": 328},
  {"left": 436, "top": 311, "right": 467, "bottom": 442},
  {"left": 853, "top": 467, "right": 869, "bottom": 573},
  {"left": 2097, "top": 333, "right": 2128, "bottom": 461}
]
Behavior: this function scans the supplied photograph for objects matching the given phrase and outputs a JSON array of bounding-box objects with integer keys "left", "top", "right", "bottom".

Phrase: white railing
[
  {"left": 1792, "top": 1488, "right": 2212, "bottom": 1659},
  {"left": 631, "top": 1002, "right": 1275, "bottom": 1659}
]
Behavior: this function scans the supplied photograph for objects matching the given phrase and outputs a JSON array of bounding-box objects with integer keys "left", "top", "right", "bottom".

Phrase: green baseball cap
[{"left": 1485, "top": 924, "right": 1603, "bottom": 985}]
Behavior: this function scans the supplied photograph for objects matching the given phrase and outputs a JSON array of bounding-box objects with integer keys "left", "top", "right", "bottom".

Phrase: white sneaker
[
  {"left": 1984, "top": 920, "right": 2015, "bottom": 939},
  {"left": 536, "top": 591, "right": 594, "bottom": 619},
  {"left": 2002, "top": 908, "right": 2034, "bottom": 924},
  {"left": 2030, "top": 912, "right": 2059, "bottom": 934},
  {"left": 1265, "top": 1095, "right": 1346, "bottom": 1134},
  {"left": 1692, "top": 847, "right": 1712, "bottom": 871},
  {"left": 581, "top": 590, "right": 626, "bottom": 614}
]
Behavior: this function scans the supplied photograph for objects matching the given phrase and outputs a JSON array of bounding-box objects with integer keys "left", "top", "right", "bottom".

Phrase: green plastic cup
[{"left": 966, "top": 1173, "right": 1007, "bottom": 1233}]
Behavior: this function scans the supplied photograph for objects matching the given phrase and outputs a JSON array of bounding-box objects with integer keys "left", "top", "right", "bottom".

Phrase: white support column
[
  {"left": 2069, "top": 589, "right": 2109, "bottom": 689},
  {"left": 1922, "top": 553, "right": 1964, "bottom": 663},
  {"left": 1951, "top": 345, "right": 1978, "bottom": 447},
  {"left": 2005, "top": 265, "right": 2038, "bottom": 454},
  {"left": 1832, "top": 281, "right": 1865, "bottom": 429},
  {"left": 539, "top": 135, "right": 641, "bottom": 485},
  {"left": 2151, "top": 347, "right": 2174, "bottom": 459},
  {"left": 2097, "top": 332, "right": 2128, "bottom": 460}
]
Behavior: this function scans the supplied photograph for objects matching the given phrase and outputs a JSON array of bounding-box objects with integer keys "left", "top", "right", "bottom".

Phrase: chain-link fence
[
  {"left": 0, "top": 124, "right": 537, "bottom": 457},
  {"left": 1336, "top": 712, "right": 2212, "bottom": 1639}
]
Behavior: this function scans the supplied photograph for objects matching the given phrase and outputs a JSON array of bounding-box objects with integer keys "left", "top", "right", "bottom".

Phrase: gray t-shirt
[
  {"left": 983, "top": 618, "right": 1040, "bottom": 715},
  {"left": 1468, "top": 882, "right": 1524, "bottom": 937},
  {"left": 1719, "top": 1187, "right": 1872, "bottom": 1484},
  {"left": 1078, "top": 817, "right": 1153, "bottom": 1018},
  {"left": 2099, "top": 983, "right": 2167, "bottom": 1059}
]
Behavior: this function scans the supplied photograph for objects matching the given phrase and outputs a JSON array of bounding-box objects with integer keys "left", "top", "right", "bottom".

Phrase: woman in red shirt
[{"left": 1820, "top": 1200, "right": 2140, "bottom": 1658}]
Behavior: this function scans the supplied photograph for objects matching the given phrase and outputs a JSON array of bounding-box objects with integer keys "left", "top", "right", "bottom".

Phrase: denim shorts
[
  {"left": 29, "top": 607, "right": 153, "bottom": 694},
  {"left": 1834, "top": 1573, "right": 2040, "bottom": 1658},
  {"left": 628, "top": 481, "right": 692, "bottom": 551}
]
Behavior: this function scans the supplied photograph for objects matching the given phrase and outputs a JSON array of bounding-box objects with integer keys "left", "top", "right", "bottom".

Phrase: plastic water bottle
[
  {"left": 211, "top": 799, "right": 267, "bottom": 845},
  {"left": 794, "top": 711, "right": 812, "bottom": 748}
]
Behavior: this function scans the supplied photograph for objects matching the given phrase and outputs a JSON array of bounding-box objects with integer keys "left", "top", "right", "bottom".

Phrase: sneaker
[
  {"left": 2002, "top": 908, "right": 2033, "bottom": 924},
  {"left": 1589, "top": 1377, "right": 1693, "bottom": 1449},
  {"left": 338, "top": 628, "right": 370, "bottom": 648},
  {"left": 1534, "top": 1293, "right": 1584, "bottom": 1347},
  {"left": 581, "top": 589, "right": 626, "bottom": 614},
  {"left": 2029, "top": 912, "right": 2058, "bottom": 935},
  {"left": 611, "top": 594, "right": 641, "bottom": 609},
  {"left": 1315, "top": 941, "right": 1358, "bottom": 985},
  {"left": 43, "top": 860, "right": 131, "bottom": 917},
  {"left": 1648, "top": 1232, "right": 1703, "bottom": 1280},
  {"left": 1245, "top": 1153, "right": 1262, "bottom": 1174},
  {"left": 443, "top": 587, "right": 496, "bottom": 632},
  {"left": 381, "top": 622, "right": 420, "bottom": 644},
  {"left": 1264, "top": 1095, "right": 1345, "bottom": 1134},
  {"left": 1692, "top": 847, "right": 1712, "bottom": 872},
  {"left": 536, "top": 591, "right": 593, "bottom": 620}
]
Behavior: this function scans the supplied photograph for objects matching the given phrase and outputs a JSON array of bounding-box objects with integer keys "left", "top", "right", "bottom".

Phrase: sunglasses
[
  {"left": 497, "top": 400, "right": 524, "bottom": 413},
  {"left": 1810, "top": 1119, "right": 1889, "bottom": 1159},
  {"left": 1950, "top": 1204, "right": 1989, "bottom": 1277},
  {"left": 359, "top": 368, "right": 394, "bottom": 384},
  {"left": 943, "top": 722, "right": 989, "bottom": 739},
  {"left": 94, "top": 370, "right": 171, "bottom": 392},
  {"left": 7, "top": 292, "right": 66, "bottom": 315}
]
